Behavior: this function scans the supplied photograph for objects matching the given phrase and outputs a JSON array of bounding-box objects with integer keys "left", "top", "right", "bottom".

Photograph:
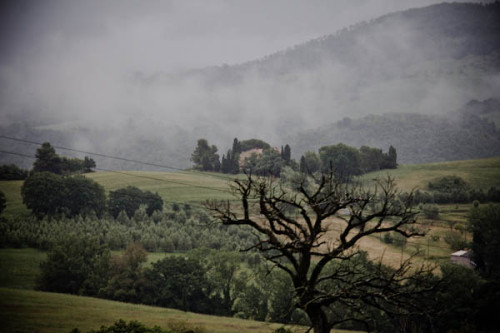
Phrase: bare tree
[{"left": 206, "top": 172, "right": 437, "bottom": 333}]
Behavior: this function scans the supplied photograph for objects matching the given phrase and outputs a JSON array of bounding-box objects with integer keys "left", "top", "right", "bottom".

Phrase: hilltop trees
[
  {"left": 21, "top": 172, "right": 107, "bottom": 218},
  {"left": 33, "top": 142, "right": 96, "bottom": 175},
  {"left": 299, "top": 151, "right": 321, "bottom": 174},
  {"left": 21, "top": 172, "right": 68, "bottom": 218},
  {"left": 191, "top": 139, "right": 220, "bottom": 172},
  {"left": 193, "top": 138, "right": 398, "bottom": 179},
  {"left": 207, "top": 173, "right": 435, "bottom": 332},
  {"left": 319, "top": 143, "right": 362, "bottom": 180}
]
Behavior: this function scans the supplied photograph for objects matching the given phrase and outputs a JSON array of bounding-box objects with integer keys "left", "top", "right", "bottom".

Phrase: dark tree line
[
  {"left": 0, "top": 164, "right": 29, "bottom": 180},
  {"left": 21, "top": 172, "right": 163, "bottom": 218},
  {"left": 108, "top": 186, "right": 163, "bottom": 219},
  {"left": 193, "top": 138, "right": 397, "bottom": 180},
  {"left": 33, "top": 142, "right": 96, "bottom": 175},
  {"left": 18, "top": 142, "right": 163, "bottom": 219},
  {"left": 300, "top": 143, "right": 397, "bottom": 180},
  {"left": 21, "top": 172, "right": 107, "bottom": 218},
  {"left": 21, "top": 172, "right": 162, "bottom": 219}
]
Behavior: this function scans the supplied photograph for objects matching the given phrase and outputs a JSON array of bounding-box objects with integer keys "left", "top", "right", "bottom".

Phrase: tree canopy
[
  {"left": 108, "top": 186, "right": 163, "bottom": 218},
  {"left": 32, "top": 142, "right": 96, "bottom": 175},
  {"left": 191, "top": 139, "right": 220, "bottom": 172},
  {"left": 21, "top": 172, "right": 106, "bottom": 218}
]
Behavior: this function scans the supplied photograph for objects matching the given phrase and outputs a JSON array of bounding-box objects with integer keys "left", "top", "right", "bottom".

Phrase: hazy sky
[
  {"left": 0, "top": 0, "right": 487, "bottom": 74},
  {"left": 0, "top": 0, "right": 491, "bottom": 128}
]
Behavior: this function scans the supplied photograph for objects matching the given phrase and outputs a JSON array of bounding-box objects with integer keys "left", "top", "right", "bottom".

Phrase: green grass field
[
  {"left": 0, "top": 248, "right": 46, "bottom": 290},
  {"left": 87, "top": 170, "right": 237, "bottom": 203},
  {"left": 360, "top": 156, "right": 500, "bottom": 192},
  {"left": 0, "top": 287, "right": 305, "bottom": 333}
]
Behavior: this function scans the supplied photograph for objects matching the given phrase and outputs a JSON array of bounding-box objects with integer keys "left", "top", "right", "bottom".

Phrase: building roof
[{"left": 451, "top": 250, "right": 471, "bottom": 257}]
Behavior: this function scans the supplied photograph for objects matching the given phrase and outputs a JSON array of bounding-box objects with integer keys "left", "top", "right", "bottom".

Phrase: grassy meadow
[
  {"left": 0, "top": 287, "right": 303, "bottom": 333},
  {"left": 360, "top": 156, "right": 500, "bottom": 192}
]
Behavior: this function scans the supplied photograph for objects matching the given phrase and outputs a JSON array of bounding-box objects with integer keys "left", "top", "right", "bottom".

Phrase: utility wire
[
  {"left": 0, "top": 149, "right": 232, "bottom": 194},
  {"left": 0, "top": 134, "right": 236, "bottom": 181}
]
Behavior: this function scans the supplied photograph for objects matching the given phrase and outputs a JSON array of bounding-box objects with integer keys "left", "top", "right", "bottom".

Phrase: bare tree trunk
[{"left": 306, "top": 304, "right": 330, "bottom": 333}]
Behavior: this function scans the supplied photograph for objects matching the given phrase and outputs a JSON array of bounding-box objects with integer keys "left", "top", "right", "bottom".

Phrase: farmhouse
[{"left": 450, "top": 250, "right": 474, "bottom": 268}]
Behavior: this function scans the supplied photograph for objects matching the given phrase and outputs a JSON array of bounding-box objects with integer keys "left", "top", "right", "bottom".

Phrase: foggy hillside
[
  {"left": 1, "top": 2, "right": 499, "bottom": 169},
  {"left": 289, "top": 98, "right": 500, "bottom": 164}
]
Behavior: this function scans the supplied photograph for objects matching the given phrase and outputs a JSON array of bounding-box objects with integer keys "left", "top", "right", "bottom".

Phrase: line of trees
[
  {"left": 192, "top": 138, "right": 397, "bottom": 179},
  {"left": 16, "top": 142, "right": 163, "bottom": 219},
  {"left": 33, "top": 142, "right": 96, "bottom": 175},
  {"left": 0, "top": 164, "right": 29, "bottom": 180},
  {"left": 21, "top": 173, "right": 163, "bottom": 219}
]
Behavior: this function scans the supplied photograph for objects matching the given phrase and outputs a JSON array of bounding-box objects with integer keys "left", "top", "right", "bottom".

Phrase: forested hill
[
  {"left": 194, "top": 2, "right": 500, "bottom": 83},
  {"left": 290, "top": 99, "right": 500, "bottom": 164},
  {"left": 147, "top": 1, "right": 500, "bottom": 122}
]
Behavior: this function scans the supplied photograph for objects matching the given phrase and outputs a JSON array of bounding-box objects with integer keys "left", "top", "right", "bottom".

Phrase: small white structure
[{"left": 450, "top": 250, "right": 474, "bottom": 268}]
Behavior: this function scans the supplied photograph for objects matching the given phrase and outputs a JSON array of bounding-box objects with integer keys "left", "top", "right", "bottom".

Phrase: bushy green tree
[
  {"left": 191, "top": 139, "right": 220, "bottom": 171},
  {"left": 32, "top": 142, "right": 96, "bottom": 175},
  {"left": 319, "top": 143, "right": 361, "bottom": 180},
  {"left": 100, "top": 243, "right": 148, "bottom": 303},
  {"left": 64, "top": 175, "right": 107, "bottom": 217},
  {"left": 21, "top": 172, "right": 106, "bottom": 218},
  {"left": 189, "top": 249, "right": 243, "bottom": 315},
  {"left": 108, "top": 186, "right": 163, "bottom": 219},
  {"left": 36, "top": 234, "right": 110, "bottom": 295},
  {"left": 143, "top": 256, "right": 212, "bottom": 313},
  {"left": 359, "top": 146, "right": 384, "bottom": 172},
  {"left": 299, "top": 151, "right": 321, "bottom": 174},
  {"left": 33, "top": 142, "right": 62, "bottom": 174},
  {"left": 21, "top": 171, "right": 67, "bottom": 218},
  {"left": 422, "top": 204, "right": 440, "bottom": 219}
]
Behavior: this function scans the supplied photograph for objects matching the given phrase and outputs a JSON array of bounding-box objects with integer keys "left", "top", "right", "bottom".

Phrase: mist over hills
[
  {"left": 1, "top": 2, "right": 499, "bottom": 169},
  {"left": 290, "top": 98, "right": 500, "bottom": 164}
]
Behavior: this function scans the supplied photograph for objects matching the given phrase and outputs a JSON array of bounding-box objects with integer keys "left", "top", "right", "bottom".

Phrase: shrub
[
  {"left": 422, "top": 204, "right": 440, "bottom": 219},
  {"left": 444, "top": 232, "right": 469, "bottom": 251},
  {"left": 36, "top": 234, "right": 110, "bottom": 295}
]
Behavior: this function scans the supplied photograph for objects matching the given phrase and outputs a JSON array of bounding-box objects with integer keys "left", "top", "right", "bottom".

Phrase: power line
[
  {"left": 0, "top": 134, "right": 236, "bottom": 181},
  {"left": 0, "top": 149, "right": 232, "bottom": 195}
]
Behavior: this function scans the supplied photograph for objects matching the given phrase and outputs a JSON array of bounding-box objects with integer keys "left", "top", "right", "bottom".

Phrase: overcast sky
[{"left": 0, "top": 0, "right": 488, "bottom": 74}]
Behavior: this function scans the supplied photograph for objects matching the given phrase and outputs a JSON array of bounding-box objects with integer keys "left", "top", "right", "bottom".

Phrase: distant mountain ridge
[{"left": 131, "top": 2, "right": 500, "bottom": 142}]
